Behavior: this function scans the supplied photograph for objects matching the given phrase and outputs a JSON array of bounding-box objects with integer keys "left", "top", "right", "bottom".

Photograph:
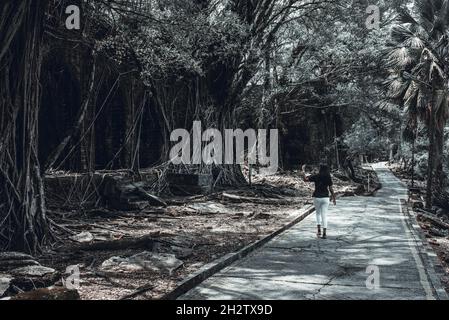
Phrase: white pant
[{"left": 314, "top": 197, "right": 329, "bottom": 228}]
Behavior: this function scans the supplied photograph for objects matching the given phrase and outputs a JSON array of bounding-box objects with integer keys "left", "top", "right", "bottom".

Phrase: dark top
[{"left": 309, "top": 174, "right": 333, "bottom": 198}]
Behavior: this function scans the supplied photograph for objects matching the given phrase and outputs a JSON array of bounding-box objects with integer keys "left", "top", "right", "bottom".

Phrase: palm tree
[{"left": 385, "top": 0, "right": 449, "bottom": 208}]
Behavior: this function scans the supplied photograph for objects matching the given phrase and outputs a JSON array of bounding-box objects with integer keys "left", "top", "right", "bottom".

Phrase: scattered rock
[
  {"left": 3, "top": 266, "right": 61, "bottom": 296},
  {"left": 0, "top": 275, "right": 12, "bottom": 296},
  {"left": 11, "top": 265, "right": 56, "bottom": 277},
  {"left": 187, "top": 202, "right": 231, "bottom": 215},
  {"left": 231, "top": 211, "right": 253, "bottom": 219},
  {"left": 131, "top": 252, "right": 183, "bottom": 274},
  {"left": 70, "top": 231, "right": 94, "bottom": 243},
  {"left": 100, "top": 252, "right": 183, "bottom": 274},
  {"left": 0, "top": 252, "right": 61, "bottom": 297},
  {"left": 100, "top": 256, "right": 143, "bottom": 272}
]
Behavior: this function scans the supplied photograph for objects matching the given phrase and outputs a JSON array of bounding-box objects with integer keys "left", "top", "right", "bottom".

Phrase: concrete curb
[
  {"left": 161, "top": 205, "right": 315, "bottom": 300},
  {"left": 400, "top": 199, "right": 449, "bottom": 300}
]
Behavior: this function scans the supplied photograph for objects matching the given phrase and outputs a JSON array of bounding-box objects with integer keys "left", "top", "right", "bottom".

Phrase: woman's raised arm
[{"left": 301, "top": 165, "right": 310, "bottom": 182}]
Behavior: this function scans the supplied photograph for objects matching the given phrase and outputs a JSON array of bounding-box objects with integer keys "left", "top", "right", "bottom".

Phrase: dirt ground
[{"left": 35, "top": 167, "right": 377, "bottom": 300}]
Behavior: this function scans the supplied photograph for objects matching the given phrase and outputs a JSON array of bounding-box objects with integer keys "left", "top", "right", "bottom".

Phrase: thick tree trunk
[
  {"left": 411, "top": 128, "right": 417, "bottom": 187},
  {"left": 433, "top": 127, "right": 446, "bottom": 207},
  {"left": 334, "top": 112, "right": 340, "bottom": 169},
  {"left": 0, "top": 0, "right": 51, "bottom": 253},
  {"left": 434, "top": 128, "right": 444, "bottom": 187},
  {"left": 426, "top": 100, "right": 436, "bottom": 209}
]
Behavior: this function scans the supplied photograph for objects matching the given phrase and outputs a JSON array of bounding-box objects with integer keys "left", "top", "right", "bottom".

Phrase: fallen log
[
  {"left": 0, "top": 252, "right": 34, "bottom": 261},
  {"left": 221, "top": 192, "right": 292, "bottom": 205},
  {"left": 71, "top": 233, "right": 161, "bottom": 251},
  {"left": 416, "top": 210, "right": 449, "bottom": 230},
  {"left": 86, "top": 208, "right": 165, "bottom": 218}
]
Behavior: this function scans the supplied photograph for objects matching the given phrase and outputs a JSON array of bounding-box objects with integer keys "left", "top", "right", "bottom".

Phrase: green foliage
[
  {"left": 343, "top": 117, "right": 390, "bottom": 157},
  {"left": 92, "top": 1, "right": 247, "bottom": 81}
]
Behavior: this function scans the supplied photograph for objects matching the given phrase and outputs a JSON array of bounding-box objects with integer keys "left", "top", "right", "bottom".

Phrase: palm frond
[
  {"left": 378, "top": 101, "right": 401, "bottom": 113},
  {"left": 396, "top": 8, "right": 418, "bottom": 26},
  {"left": 386, "top": 77, "right": 408, "bottom": 99},
  {"left": 386, "top": 47, "right": 413, "bottom": 67},
  {"left": 404, "top": 36, "right": 425, "bottom": 48},
  {"left": 390, "top": 25, "right": 416, "bottom": 45},
  {"left": 384, "top": 0, "right": 449, "bottom": 131}
]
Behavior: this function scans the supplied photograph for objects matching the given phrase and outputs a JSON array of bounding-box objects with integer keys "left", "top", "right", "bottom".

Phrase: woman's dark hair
[{"left": 319, "top": 164, "right": 330, "bottom": 176}]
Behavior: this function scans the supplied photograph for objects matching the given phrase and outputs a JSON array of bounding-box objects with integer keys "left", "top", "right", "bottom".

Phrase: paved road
[{"left": 181, "top": 163, "right": 447, "bottom": 300}]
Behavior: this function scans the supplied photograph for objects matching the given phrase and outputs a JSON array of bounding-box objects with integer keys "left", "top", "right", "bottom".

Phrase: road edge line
[{"left": 399, "top": 198, "right": 449, "bottom": 300}]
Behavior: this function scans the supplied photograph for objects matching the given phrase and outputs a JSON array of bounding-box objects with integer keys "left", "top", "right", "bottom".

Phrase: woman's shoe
[
  {"left": 322, "top": 228, "right": 327, "bottom": 239},
  {"left": 317, "top": 226, "right": 321, "bottom": 237}
]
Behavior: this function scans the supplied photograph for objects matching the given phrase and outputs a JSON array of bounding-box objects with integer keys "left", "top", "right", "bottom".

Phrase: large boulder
[
  {"left": 11, "top": 265, "right": 56, "bottom": 277},
  {"left": 8, "top": 265, "right": 60, "bottom": 294},
  {"left": 69, "top": 231, "right": 94, "bottom": 243},
  {"left": 0, "top": 251, "right": 39, "bottom": 271},
  {"left": 0, "top": 252, "right": 61, "bottom": 297}
]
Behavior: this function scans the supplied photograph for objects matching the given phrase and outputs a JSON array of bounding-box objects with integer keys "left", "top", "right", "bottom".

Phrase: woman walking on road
[{"left": 302, "top": 164, "right": 336, "bottom": 239}]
